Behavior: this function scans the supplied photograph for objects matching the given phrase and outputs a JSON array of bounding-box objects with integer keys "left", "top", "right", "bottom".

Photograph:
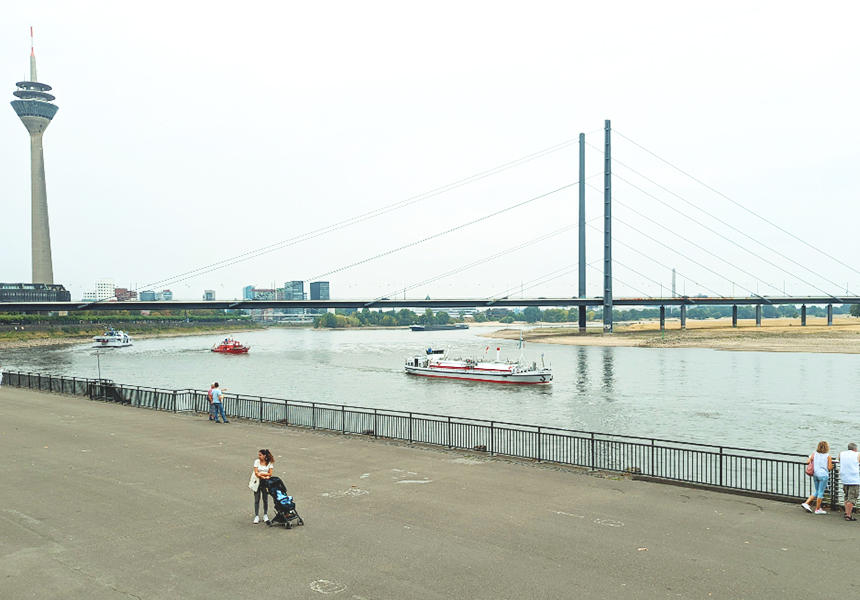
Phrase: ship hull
[{"left": 404, "top": 365, "right": 551, "bottom": 384}]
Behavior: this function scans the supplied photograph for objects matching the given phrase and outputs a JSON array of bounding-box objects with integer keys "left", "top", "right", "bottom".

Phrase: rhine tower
[{"left": 10, "top": 28, "right": 58, "bottom": 284}]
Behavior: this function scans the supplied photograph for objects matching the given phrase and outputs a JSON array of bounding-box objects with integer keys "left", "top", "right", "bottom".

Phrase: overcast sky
[{"left": 2, "top": 1, "right": 859, "bottom": 301}]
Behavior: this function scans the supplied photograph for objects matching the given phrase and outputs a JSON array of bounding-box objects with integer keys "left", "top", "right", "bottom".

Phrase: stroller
[{"left": 263, "top": 476, "right": 304, "bottom": 529}]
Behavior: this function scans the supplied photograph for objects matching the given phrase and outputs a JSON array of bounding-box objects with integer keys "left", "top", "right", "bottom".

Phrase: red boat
[{"left": 211, "top": 338, "right": 250, "bottom": 354}]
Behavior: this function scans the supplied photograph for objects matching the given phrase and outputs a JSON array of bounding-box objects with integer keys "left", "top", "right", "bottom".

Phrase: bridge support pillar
[
  {"left": 827, "top": 304, "right": 833, "bottom": 326},
  {"left": 680, "top": 304, "right": 686, "bottom": 330},
  {"left": 659, "top": 305, "right": 666, "bottom": 331},
  {"left": 801, "top": 304, "right": 807, "bottom": 326},
  {"left": 755, "top": 305, "right": 762, "bottom": 327},
  {"left": 578, "top": 306, "right": 586, "bottom": 333},
  {"left": 732, "top": 305, "right": 738, "bottom": 327}
]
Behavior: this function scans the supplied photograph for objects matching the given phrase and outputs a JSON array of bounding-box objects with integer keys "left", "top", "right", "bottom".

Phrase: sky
[{"left": 2, "top": 1, "right": 859, "bottom": 302}]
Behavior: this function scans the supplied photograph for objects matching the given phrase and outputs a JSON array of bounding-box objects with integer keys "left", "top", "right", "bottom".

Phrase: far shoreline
[{"left": 480, "top": 315, "right": 860, "bottom": 354}]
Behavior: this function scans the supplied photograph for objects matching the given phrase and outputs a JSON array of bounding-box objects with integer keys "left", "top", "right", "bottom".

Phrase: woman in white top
[
  {"left": 252, "top": 449, "right": 275, "bottom": 524},
  {"left": 802, "top": 440, "right": 833, "bottom": 515}
]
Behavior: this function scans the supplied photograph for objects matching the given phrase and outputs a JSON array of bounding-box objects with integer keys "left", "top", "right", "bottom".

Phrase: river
[{"left": 2, "top": 326, "right": 854, "bottom": 454}]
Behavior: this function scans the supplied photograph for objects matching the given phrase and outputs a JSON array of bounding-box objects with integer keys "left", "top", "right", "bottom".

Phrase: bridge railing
[{"left": 4, "top": 370, "right": 838, "bottom": 505}]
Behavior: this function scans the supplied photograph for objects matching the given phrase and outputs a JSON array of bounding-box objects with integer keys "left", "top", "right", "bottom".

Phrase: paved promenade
[{"left": 1, "top": 387, "right": 857, "bottom": 599}]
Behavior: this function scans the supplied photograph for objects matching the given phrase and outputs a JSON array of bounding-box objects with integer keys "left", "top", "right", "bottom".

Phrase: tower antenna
[{"left": 29, "top": 26, "right": 37, "bottom": 81}]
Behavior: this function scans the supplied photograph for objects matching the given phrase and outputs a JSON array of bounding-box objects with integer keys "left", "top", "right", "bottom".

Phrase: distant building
[
  {"left": 114, "top": 288, "right": 137, "bottom": 301},
  {"left": 310, "top": 281, "right": 330, "bottom": 300},
  {"left": 139, "top": 290, "right": 157, "bottom": 301},
  {"left": 283, "top": 281, "right": 305, "bottom": 316},
  {"left": 0, "top": 282, "right": 70, "bottom": 302},
  {"left": 251, "top": 288, "right": 277, "bottom": 301},
  {"left": 203, "top": 290, "right": 216, "bottom": 301},
  {"left": 242, "top": 285, "right": 255, "bottom": 300},
  {"left": 309, "top": 281, "right": 329, "bottom": 315},
  {"left": 96, "top": 279, "right": 114, "bottom": 300},
  {"left": 160, "top": 289, "right": 173, "bottom": 301}
]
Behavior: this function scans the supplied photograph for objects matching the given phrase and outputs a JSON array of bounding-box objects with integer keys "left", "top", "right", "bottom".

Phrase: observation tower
[{"left": 10, "top": 28, "right": 59, "bottom": 284}]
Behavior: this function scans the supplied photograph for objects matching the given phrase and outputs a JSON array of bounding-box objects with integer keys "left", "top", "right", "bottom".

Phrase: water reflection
[
  {"left": 601, "top": 347, "right": 614, "bottom": 396},
  {"left": 575, "top": 346, "right": 590, "bottom": 396}
]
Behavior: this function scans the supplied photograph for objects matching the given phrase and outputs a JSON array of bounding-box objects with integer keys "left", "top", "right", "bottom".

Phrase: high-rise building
[
  {"left": 0, "top": 282, "right": 70, "bottom": 302},
  {"left": 203, "top": 290, "right": 216, "bottom": 301},
  {"left": 242, "top": 285, "right": 255, "bottom": 300},
  {"left": 10, "top": 29, "right": 58, "bottom": 284},
  {"left": 309, "top": 281, "right": 330, "bottom": 300},
  {"left": 139, "top": 290, "right": 157, "bottom": 301},
  {"left": 283, "top": 281, "right": 305, "bottom": 316}
]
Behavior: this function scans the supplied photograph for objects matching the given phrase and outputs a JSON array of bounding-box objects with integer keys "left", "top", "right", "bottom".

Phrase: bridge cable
[
  {"left": 585, "top": 141, "right": 852, "bottom": 300},
  {"left": 136, "top": 135, "right": 592, "bottom": 292},
  {"left": 613, "top": 130, "right": 860, "bottom": 281},
  {"left": 305, "top": 180, "right": 585, "bottom": 283},
  {"left": 584, "top": 222, "right": 725, "bottom": 298},
  {"left": 376, "top": 220, "right": 589, "bottom": 302}
]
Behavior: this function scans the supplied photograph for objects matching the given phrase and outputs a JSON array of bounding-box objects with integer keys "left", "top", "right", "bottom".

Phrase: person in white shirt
[
  {"left": 252, "top": 449, "right": 275, "bottom": 524},
  {"left": 839, "top": 442, "right": 860, "bottom": 521},
  {"left": 210, "top": 382, "right": 229, "bottom": 424}
]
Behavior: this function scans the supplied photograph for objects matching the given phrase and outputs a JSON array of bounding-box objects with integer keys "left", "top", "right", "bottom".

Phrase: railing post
[
  {"left": 172, "top": 391, "right": 177, "bottom": 413},
  {"left": 409, "top": 413, "right": 413, "bottom": 444},
  {"left": 342, "top": 405, "right": 345, "bottom": 434},
  {"left": 650, "top": 439, "right": 655, "bottom": 476},
  {"left": 490, "top": 421, "right": 495, "bottom": 456},
  {"left": 590, "top": 432, "right": 595, "bottom": 470},
  {"left": 260, "top": 396, "right": 263, "bottom": 423},
  {"left": 312, "top": 403, "right": 316, "bottom": 430},
  {"left": 719, "top": 447, "right": 724, "bottom": 487},
  {"left": 284, "top": 399, "right": 289, "bottom": 427},
  {"left": 537, "top": 427, "right": 542, "bottom": 462},
  {"left": 374, "top": 409, "right": 378, "bottom": 439},
  {"left": 447, "top": 416, "right": 452, "bottom": 448}
]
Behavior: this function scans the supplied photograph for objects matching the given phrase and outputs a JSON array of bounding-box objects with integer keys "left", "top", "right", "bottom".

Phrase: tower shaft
[{"left": 29, "top": 130, "right": 53, "bottom": 283}]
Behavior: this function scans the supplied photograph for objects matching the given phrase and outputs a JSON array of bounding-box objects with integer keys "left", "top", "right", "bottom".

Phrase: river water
[{"left": 2, "top": 326, "right": 855, "bottom": 454}]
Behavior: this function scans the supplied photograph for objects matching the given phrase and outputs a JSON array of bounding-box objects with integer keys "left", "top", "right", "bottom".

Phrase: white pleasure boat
[{"left": 92, "top": 328, "right": 132, "bottom": 348}]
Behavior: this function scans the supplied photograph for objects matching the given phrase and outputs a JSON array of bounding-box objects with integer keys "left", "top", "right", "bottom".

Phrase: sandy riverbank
[{"left": 482, "top": 314, "right": 860, "bottom": 353}]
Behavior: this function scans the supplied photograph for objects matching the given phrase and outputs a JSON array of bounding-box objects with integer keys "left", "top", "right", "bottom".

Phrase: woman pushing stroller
[{"left": 251, "top": 449, "right": 274, "bottom": 524}]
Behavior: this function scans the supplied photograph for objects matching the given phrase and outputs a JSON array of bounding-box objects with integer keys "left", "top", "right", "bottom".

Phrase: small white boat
[
  {"left": 92, "top": 328, "right": 132, "bottom": 348},
  {"left": 405, "top": 344, "right": 552, "bottom": 384}
]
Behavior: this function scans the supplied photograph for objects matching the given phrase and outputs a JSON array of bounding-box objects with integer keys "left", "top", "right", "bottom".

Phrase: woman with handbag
[
  {"left": 802, "top": 441, "right": 833, "bottom": 514},
  {"left": 250, "top": 449, "right": 275, "bottom": 524}
]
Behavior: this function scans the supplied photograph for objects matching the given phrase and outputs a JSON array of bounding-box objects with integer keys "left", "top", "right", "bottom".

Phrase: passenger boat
[
  {"left": 92, "top": 328, "right": 132, "bottom": 348},
  {"left": 211, "top": 338, "right": 250, "bottom": 354},
  {"left": 404, "top": 344, "right": 552, "bottom": 384}
]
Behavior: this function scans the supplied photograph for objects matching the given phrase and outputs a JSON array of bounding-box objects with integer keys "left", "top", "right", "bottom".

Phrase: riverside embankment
[{"left": 2, "top": 385, "right": 857, "bottom": 599}]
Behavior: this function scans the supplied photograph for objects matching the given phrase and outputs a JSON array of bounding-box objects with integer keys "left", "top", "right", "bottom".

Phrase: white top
[
  {"left": 254, "top": 459, "right": 273, "bottom": 476},
  {"left": 211, "top": 388, "right": 222, "bottom": 403},
  {"left": 839, "top": 450, "right": 860, "bottom": 485},
  {"left": 813, "top": 452, "right": 830, "bottom": 478}
]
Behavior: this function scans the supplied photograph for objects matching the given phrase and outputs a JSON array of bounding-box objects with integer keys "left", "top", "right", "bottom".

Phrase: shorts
[{"left": 843, "top": 484, "right": 859, "bottom": 504}]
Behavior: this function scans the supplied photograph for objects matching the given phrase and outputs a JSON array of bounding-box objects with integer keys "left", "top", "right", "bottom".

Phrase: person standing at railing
[
  {"left": 207, "top": 383, "right": 215, "bottom": 421},
  {"left": 211, "top": 382, "right": 229, "bottom": 424},
  {"left": 802, "top": 440, "right": 833, "bottom": 515},
  {"left": 838, "top": 442, "right": 860, "bottom": 521}
]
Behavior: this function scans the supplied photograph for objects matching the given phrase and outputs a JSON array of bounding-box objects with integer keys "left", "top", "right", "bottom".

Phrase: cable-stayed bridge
[{"left": 5, "top": 121, "right": 858, "bottom": 331}]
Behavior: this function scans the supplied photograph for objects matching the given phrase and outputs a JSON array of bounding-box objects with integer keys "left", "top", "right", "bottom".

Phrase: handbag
[
  {"left": 249, "top": 473, "right": 260, "bottom": 492},
  {"left": 805, "top": 457, "right": 814, "bottom": 477}
]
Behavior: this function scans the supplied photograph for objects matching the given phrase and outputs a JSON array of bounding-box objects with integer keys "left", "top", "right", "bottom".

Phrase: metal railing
[{"left": 3, "top": 370, "right": 841, "bottom": 506}]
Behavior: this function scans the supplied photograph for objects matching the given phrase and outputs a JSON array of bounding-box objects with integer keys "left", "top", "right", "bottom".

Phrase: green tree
[
  {"left": 523, "top": 306, "right": 542, "bottom": 323},
  {"left": 473, "top": 311, "right": 487, "bottom": 322},
  {"left": 435, "top": 311, "right": 450, "bottom": 325},
  {"left": 316, "top": 312, "right": 338, "bottom": 328},
  {"left": 851, "top": 305, "right": 860, "bottom": 317},
  {"left": 500, "top": 315, "right": 515, "bottom": 324}
]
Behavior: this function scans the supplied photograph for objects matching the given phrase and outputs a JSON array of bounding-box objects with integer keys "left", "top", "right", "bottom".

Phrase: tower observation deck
[{"left": 10, "top": 28, "right": 58, "bottom": 284}]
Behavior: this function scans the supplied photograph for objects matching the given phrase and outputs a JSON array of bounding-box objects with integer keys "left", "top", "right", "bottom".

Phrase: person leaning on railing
[
  {"left": 838, "top": 443, "right": 860, "bottom": 521},
  {"left": 802, "top": 441, "right": 834, "bottom": 515}
]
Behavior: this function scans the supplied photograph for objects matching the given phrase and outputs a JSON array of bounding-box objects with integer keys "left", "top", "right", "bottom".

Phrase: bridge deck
[{"left": 0, "top": 386, "right": 854, "bottom": 599}]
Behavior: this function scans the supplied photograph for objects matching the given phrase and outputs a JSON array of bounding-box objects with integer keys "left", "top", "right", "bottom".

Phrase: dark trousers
[{"left": 254, "top": 485, "right": 269, "bottom": 516}]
